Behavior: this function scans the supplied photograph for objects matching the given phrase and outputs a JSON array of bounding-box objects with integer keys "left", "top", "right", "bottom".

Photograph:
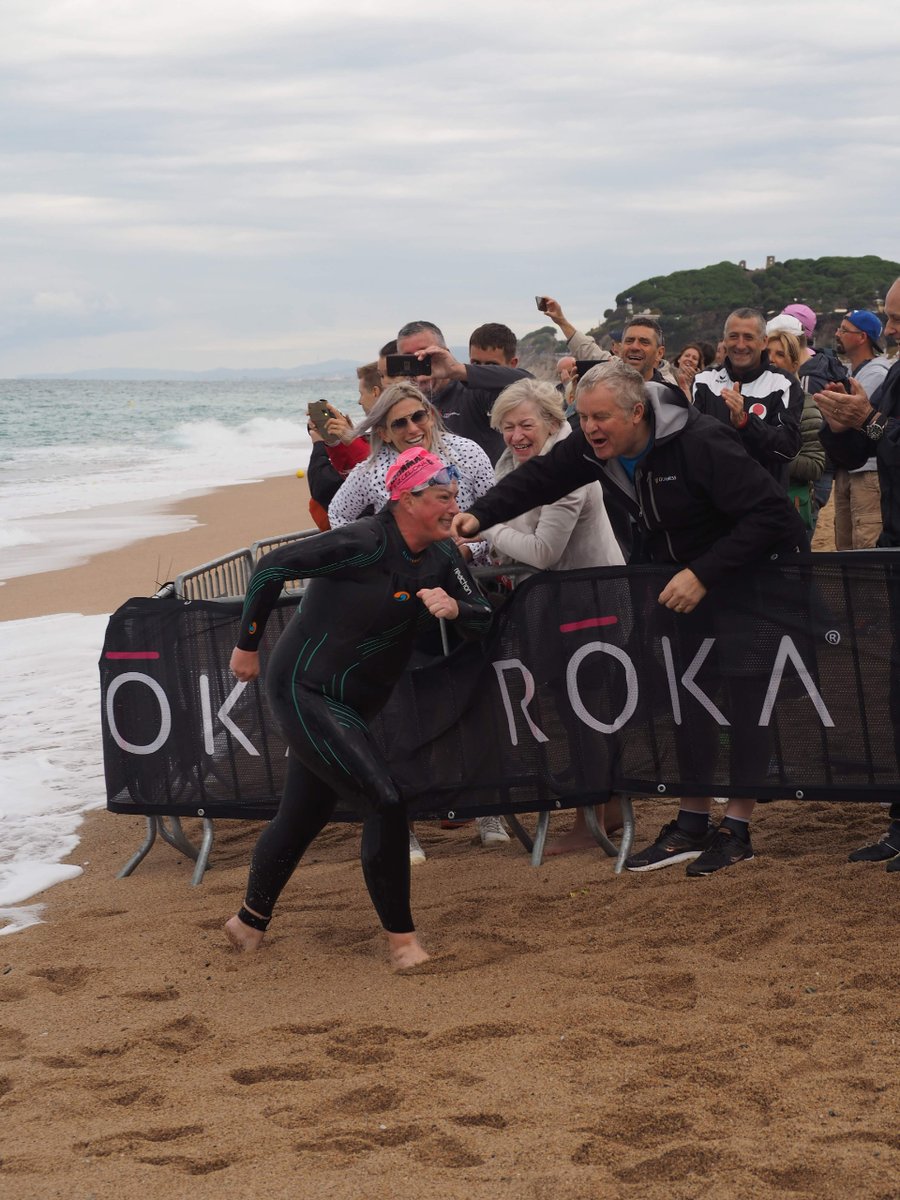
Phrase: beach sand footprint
[
  {"left": 145, "top": 1014, "right": 211, "bottom": 1053},
  {"left": 123, "top": 986, "right": 180, "bottom": 1003},
  {"left": 450, "top": 1112, "right": 508, "bottom": 1129},
  {"left": 77, "top": 1124, "right": 205, "bottom": 1158},
  {"left": 28, "top": 965, "right": 93, "bottom": 994},
  {"left": 325, "top": 1024, "right": 427, "bottom": 1066},
  {"left": 332, "top": 1083, "right": 400, "bottom": 1115},
  {"left": 408, "top": 934, "right": 535, "bottom": 975},
  {"left": 137, "top": 1153, "right": 230, "bottom": 1176},
  {"left": 614, "top": 1144, "right": 719, "bottom": 1184},
  {"left": 428, "top": 1022, "right": 521, "bottom": 1050},
  {"left": 293, "top": 1122, "right": 425, "bottom": 1159},
  {"left": 231, "top": 1064, "right": 314, "bottom": 1085},
  {"left": 0, "top": 1026, "right": 26, "bottom": 1059}
]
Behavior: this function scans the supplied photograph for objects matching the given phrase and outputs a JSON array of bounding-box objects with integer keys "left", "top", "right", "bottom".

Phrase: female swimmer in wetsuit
[{"left": 225, "top": 448, "right": 492, "bottom": 968}]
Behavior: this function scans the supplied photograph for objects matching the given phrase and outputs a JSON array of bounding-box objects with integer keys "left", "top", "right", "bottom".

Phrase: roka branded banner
[{"left": 100, "top": 554, "right": 900, "bottom": 822}]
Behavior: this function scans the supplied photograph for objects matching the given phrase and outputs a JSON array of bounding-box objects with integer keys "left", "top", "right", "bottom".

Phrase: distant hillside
[{"left": 518, "top": 255, "right": 899, "bottom": 375}]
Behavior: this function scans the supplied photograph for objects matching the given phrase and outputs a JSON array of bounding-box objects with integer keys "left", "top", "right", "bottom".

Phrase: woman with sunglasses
[{"left": 328, "top": 382, "right": 495, "bottom": 534}]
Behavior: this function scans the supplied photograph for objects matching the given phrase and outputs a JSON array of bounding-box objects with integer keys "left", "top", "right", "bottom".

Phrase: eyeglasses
[
  {"left": 411, "top": 464, "right": 461, "bottom": 492},
  {"left": 837, "top": 325, "right": 864, "bottom": 337},
  {"left": 388, "top": 408, "right": 431, "bottom": 434}
]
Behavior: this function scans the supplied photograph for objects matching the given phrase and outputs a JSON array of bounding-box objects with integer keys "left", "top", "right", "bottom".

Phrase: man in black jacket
[
  {"left": 452, "top": 358, "right": 807, "bottom": 875},
  {"left": 693, "top": 307, "right": 803, "bottom": 490},
  {"left": 397, "top": 319, "right": 531, "bottom": 464},
  {"left": 818, "top": 276, "right": 900, "bottom": 872}
]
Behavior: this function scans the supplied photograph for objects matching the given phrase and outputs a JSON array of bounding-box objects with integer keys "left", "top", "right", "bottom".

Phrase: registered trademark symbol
[{"left": 825, "top": 630, "right": 841, "bottom": 646}]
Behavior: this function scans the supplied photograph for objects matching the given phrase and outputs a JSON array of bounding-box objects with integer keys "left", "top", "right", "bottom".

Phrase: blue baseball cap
[{"left": 845, "top": 309, "right": 883, "bottom": 350}]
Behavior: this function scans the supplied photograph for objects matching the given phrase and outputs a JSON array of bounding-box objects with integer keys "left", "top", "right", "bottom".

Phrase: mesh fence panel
[{"left": 100, "top": 553, "right": 900, "bottom": 820}]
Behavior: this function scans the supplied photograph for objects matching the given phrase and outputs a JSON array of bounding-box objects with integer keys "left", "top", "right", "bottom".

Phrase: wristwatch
[{"left": 864, "top": 410, "right": 887, "bottom": 442}]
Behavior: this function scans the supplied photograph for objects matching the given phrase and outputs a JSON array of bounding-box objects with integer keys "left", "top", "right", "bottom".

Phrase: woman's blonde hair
[{"left": 766, "top": 330, "right": 802, "bottom": 374}]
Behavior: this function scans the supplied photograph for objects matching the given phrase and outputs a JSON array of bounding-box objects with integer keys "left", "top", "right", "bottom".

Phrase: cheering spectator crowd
[{"left": 303, "top": 278, "right": 900, "bottom": 878}]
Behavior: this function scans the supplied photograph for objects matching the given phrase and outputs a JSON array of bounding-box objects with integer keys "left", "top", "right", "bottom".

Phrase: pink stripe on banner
[
  {"left": 105, "top": 651, "right": 160, "bottom": 660},
  {"left": 559, "top": 617, "right": 618, "bottom": 633}
]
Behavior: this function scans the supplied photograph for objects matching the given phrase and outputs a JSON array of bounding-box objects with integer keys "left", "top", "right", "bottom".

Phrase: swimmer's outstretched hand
[
  {"left": 230, "top": 647, "right": 260, "bottom": 681},
  {"left": 450, "top": 512, "right": 480, "bottom": 540},
  {"left": 417, "top": 587, "right": 459, "bottom": 621}
]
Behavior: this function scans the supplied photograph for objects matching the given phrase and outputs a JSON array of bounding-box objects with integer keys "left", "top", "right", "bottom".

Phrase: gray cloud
[{"left": 1, "top": 0, "right": 898, "bottom": 372}]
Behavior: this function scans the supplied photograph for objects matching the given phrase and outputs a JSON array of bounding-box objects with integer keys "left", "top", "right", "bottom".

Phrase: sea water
[
  {"left": 0, "top": 377, "right": 364, "bottom": 933},
  {"left": 1, "top": 378, "right": 364, "bottom": 580}
]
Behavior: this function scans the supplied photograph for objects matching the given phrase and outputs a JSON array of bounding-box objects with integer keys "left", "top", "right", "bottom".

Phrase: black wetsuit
[{"left": 236, "top": 510, "right": 492, "bottom": 932}]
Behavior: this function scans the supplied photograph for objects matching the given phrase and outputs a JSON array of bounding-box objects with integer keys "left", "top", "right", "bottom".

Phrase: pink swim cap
[{"left": 385, "top": 448, "right": 447, "bottom": 499}]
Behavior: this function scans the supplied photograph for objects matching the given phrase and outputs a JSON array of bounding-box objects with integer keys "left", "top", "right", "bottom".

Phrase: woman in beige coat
[
  {"left": 482, "top": 379, "right": 625, "bottom": 854},
  {"left": 484, "top": 379, "right": 623, "bottom": 574}
]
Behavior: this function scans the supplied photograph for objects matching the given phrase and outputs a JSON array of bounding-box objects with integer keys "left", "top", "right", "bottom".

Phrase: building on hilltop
[{"left": 738, "top": 256, "right": 776, "bottom": 271}]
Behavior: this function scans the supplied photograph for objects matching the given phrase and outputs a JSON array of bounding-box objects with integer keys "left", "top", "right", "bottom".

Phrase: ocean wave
[{"left": 0, "top": 525, "right": 43, "bottom": 549}]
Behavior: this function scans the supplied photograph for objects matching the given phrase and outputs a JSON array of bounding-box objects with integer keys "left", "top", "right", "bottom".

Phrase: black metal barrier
[{"left": 101, "top": 552, "right": 900, "bottom": 828}]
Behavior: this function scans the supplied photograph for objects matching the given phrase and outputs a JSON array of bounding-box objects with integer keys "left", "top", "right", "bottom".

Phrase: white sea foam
[
  {"left": 0, "top": 614, "right": 108, "bottom": 933},
  {"left": 0, "top": 414, "right": 315, "bottom": 580}
]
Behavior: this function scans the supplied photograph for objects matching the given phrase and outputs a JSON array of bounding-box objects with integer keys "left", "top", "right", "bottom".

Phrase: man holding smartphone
[{"left": 395, "top": 320, "right": 530, "bottom": 464}]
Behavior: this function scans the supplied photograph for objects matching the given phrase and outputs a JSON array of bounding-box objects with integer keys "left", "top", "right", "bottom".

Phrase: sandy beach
[{"left": 2, "top": 480, "right": 899, "bottom": 1200}]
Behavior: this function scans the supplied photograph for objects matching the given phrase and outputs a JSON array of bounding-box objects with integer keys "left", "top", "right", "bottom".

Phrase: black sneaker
[
  {"left": 624, "top": 819, "right": 715, "bottom": 873},
  {"left": 848, "top": 836, "right": 900, "bottom": 864},
  {"left": 686, "top": 826, "right": 754, "bottom": 877},
  {"left": 887, "top": 855, "right": 900, "bottom": 874}
]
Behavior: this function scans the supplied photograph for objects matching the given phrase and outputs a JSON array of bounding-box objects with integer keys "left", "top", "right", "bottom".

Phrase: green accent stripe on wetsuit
[
  {"left": 325, "top": 697, "right": 367, "bottom": 732},
  {"left": 240, "top": 535, "right": 387, "bottom": 624},
  {"left": 358, "top": 619, "right": 413, "bottom": 658},
  {"left": 304, "top": 632, "right": 327, "bottom": 669},
  {"left": 289, "top": 657, "right": 353, "bottom": 775}
]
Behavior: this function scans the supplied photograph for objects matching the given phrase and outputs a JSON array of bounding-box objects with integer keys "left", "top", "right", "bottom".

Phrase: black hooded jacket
[{"left": 467, "top": 382, "right": 807, "bottom": 590}]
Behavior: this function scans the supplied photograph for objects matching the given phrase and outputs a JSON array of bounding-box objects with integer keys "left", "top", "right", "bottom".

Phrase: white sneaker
[
  {"left": 409, "top": 830, "right": 426, "bottom": 865},
  {"left": 477, "top": 815, "right": 510, "bottom": 847}
]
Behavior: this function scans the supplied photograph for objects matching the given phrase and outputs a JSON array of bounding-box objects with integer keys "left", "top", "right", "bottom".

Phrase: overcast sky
[{"left": 2, "top": 0, "right": 898, "bottom": 374}]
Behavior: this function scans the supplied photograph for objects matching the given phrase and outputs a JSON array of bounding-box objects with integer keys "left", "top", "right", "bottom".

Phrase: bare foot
[
  {"left": 387, "top": 931, "right": 430, "bottom": 970},
  {"left": 225, "top": 914, "right": 265, "bottom": 952},
  {"left": 545, "top": 801, "right": 623, "bottom": 856},
  {"left": 545, "top": 826, "right": 600, "bottom": 857}
]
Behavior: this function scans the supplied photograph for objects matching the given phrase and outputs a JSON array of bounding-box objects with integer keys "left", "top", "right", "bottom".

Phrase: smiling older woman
[{"left": 483, "top": 378, "right": 623, "bottom": 574}]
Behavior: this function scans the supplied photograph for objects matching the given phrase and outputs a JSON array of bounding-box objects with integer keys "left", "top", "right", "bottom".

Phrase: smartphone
[
  {"left": 307, "top": 399, "right": 341, "bottom": 446},
  {"left": 385, "top": 353, "right": 432, "bottom": 377},
  {"left": 535, "top": 296, "right": 549, "bottom": 312},
  {"left": 574, "top": 360, "right": 602, "bottom": 377}
]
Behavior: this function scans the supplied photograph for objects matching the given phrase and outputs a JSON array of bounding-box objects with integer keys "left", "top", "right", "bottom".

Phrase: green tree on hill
[{"left": 518, "top": 256, "right": 899, "bottom": 365}]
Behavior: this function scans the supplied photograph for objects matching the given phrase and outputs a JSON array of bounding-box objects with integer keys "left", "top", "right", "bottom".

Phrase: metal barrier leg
[
  {"left": 117, "top": 816, "right": 158, "bottom": 878},
  {"left": 191, "top": 819, "right": 216, "bottom": 887},
  {"left": 505, "top": 812, "right": 533, "bottom": 855},
  {"left": 614, "top": 797, "right": 636, "bottom": 875},
  {"left": 583, "top": 802, "right": 620, "bottom": 858},
  {"left": 158, "top": 816, "right": 200, "bottom": 862},
  {"left": 530, "top": 811, "right": 550, "bottom": 867}
]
